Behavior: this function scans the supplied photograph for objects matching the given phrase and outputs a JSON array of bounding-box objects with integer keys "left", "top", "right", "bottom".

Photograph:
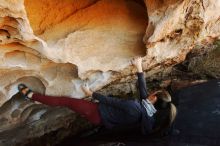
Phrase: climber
[{"left": 17, "top": 57, "right": 177, "bottom": 135}]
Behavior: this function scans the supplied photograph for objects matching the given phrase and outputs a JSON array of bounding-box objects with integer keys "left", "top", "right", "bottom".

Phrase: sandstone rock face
[
  {"left": 0, "top": 0, "right": 220, "bottom": 145},
  {"left": 24, "top": 0, "right": 147, "bottom": 74},
  {"left": 0, "top": 0, "right": 148, "bottom": 102},
  {"left": 143, "top": 0, "right": 220, "bottom": 70},
  {"left": 0, "top": 0, "right": 219, "bottom": 100}
]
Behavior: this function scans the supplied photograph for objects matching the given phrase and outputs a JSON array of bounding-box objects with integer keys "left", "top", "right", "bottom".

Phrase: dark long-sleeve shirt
[{"left": 92, "top": 72, "right": 155, "bottom": 135}]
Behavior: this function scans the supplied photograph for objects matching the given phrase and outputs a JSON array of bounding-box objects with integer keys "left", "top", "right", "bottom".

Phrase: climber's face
[{"left": 147, "top": 94, "right": 157, "bottom": 104}]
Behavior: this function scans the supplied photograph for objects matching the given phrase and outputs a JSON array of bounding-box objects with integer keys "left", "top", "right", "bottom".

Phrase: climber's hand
[
  {"left": 131, "top": 57, "right": 143, "bottom": 72},
  {"left": 81, "top": 83, "right": 93, "bottom": 97}
]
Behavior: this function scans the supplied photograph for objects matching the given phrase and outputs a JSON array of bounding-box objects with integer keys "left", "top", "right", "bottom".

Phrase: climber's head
[{"left": 149, "top": 90, "right": 177, "bottom": 135}]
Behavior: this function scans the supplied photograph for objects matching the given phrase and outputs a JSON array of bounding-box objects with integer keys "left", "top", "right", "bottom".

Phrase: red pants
[{"left": 32, "top": 94, "right": 102, "bottom": 125}]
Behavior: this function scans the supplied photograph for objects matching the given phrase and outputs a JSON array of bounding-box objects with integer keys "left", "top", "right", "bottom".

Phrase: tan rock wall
[
  {"left": 0, "top": 0, "right": 148, "bottom": 104},
  {"left": 142, "top": 0, "right": 220, "bottom": 70},
  {"left": 0, "top": 0, "right": 220, "bottom": 104},
  {"left": 24, "top": 0, "right": 147, "bottom": 75}
]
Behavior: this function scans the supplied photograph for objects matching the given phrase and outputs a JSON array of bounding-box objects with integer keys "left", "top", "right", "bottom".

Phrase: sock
[{"left": 27, "top": 92, "right": 34, "bottom": 99}]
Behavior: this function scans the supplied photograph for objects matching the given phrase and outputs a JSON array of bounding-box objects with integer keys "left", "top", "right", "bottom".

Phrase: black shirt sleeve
[
  {"left": 137, "top": 72, "right": 148, "bottom": 100},
  {"left": 92, "top": 92, "right": 126, "bottom": 108},
  {"left": 92, "top": 92, "right": 109, "bottom": 103}
]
